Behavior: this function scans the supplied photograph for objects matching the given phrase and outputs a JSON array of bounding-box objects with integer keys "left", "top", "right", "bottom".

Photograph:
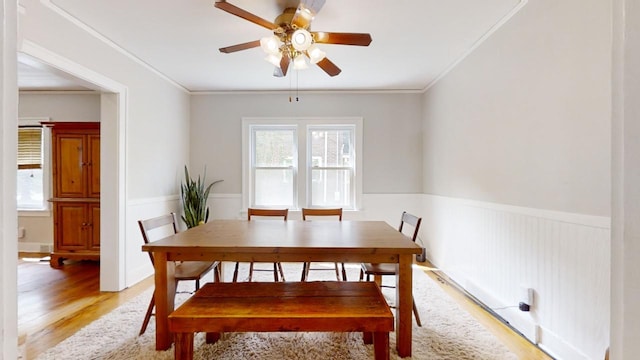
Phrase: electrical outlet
[{"left": 519, "top": 286, "right": 534, "bottom": 312}]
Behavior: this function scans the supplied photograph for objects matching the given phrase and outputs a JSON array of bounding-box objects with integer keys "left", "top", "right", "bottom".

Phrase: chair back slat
[
  {"left": 301, "top": 208, "right": 342, "bottom": 221},
  {"left": 247, "top": 208, "right": 288, "bottom": 220},
  {"left": 138, "top": 212, "right": 179, "bottom": 266},
  {"left": 398, "top": 211, "right": 422, "bottom": 243}
]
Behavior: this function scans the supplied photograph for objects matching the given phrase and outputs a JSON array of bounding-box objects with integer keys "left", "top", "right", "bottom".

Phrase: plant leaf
[{"left": 180, "top": 165, "right": 223, "bottom": 228}]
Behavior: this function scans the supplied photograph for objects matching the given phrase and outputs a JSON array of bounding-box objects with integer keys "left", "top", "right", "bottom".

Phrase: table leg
[
  {"left": 154, "top": 252, "right": 176, "bottom": 350},
  {"left": 396, "top": 254, "right": 413, "bottom": 357}
]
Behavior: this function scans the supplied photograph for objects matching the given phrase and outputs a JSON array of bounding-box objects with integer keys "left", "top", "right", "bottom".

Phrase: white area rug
[{"left": 35, "top": 263, "right": 517, "bottom": 360}]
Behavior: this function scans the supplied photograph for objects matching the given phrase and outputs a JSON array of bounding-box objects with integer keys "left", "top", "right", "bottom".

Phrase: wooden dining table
[{"left": 142, "top": 219, "right": 422, "bottom": 358}]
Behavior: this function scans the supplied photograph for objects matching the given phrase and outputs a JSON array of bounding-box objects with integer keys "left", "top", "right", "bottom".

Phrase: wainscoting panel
[
  {"left": 423, "top": 195, "right": 610, "bottom": 360},
  {"left": 125, "top": 196, "right": 181, "bottom": 287}
]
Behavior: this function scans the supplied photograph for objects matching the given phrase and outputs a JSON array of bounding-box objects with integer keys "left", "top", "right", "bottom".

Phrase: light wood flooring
[{"left": 18, "top": 253, "right": 552, "bottom": 359}]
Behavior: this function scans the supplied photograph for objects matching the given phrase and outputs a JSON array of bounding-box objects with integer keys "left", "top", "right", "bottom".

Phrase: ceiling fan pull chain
[{"left": 296, "top": 70, "right": 300, "bottom": 102}]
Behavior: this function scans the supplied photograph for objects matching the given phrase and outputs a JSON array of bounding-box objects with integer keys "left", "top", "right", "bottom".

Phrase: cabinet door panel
[
  {"left": 55, "top": 135, "right": 86, "bottom": 198},
  {"left": 88, "top": 134, "right": 100, "bottom": 198},
  {"left": 89, "top": 204, "right": 100, "bottom": 250},
  {"left": 55, "top": 203, "right": 87, "bottom": 250}
]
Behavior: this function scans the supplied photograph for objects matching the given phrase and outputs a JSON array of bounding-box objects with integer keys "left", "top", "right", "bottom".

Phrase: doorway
[{"left": 17, "top": 47, "right": 127, "bottom": 292}]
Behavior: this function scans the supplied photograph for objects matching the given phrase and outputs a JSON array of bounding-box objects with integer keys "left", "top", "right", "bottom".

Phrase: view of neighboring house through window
[{"left": 244, "top": 118, "right": 362, "bottom": 210}]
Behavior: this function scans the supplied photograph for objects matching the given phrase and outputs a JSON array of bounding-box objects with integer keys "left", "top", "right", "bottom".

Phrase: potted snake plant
[{"left": 180, "top": 165, "right": 223, "bottom": 228}]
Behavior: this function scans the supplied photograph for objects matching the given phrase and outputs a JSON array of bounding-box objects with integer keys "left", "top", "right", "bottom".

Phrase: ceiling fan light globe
[
  {"left": 296, "top": 5, "right": 315, "bottom": 22},
  {"left": 307, "top": 44, "right": 326, "bottom": 64},
  {"left": 273, "top": 66, "right": 285, "bottom": 77},
  {"left": 299, "top": 0, "right": 326, "bottom": 17},
  {"left": 265, "top": 52, "right": 283, "bottom": 67},
  {"left": 260, "top": 36, "right": 282, "bottom": 54},
  {"left": 291, "top": 29, "right": 312, "bottom": 51},
  {"left": 293, "top": 54, "right": 309, "bottom": 70}
]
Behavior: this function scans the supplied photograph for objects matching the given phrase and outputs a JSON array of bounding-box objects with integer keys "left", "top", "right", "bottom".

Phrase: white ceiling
[{"left": 18, "top": 0, "right": 522, "bottom": 92}]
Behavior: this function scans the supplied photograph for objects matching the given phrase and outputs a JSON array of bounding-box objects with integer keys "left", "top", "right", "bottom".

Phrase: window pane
[
  {"left": 310, "top": 129, "right": 353, "bottom": 167},
  {"left": 310, "top": 169, "right": 351, "bottom": 207},
  {"left": 17, "top": 169, "right": 44, "bottom": 209},
  {"left": 255, "top": 169, "right": 293, "bottom": 206},
  {"left": 17, "top": 127, "right": 43, "bottom": 169},
  {"left": 254, "top": 129, "right": 295, "bottom": 167}
]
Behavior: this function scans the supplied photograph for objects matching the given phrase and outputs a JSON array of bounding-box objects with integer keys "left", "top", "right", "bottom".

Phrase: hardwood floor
[
  {"left": 18, "top": 253, "right": 552, "bottom": 359},
  {"left": 18, "top": 254, "right": 152, "bottom": 359}
]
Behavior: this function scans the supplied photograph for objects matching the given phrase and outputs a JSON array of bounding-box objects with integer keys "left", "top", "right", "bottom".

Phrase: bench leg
[
  {"left": 205, "top": 332, "right": 221, "bottom": 344},
  {"left": 373, "top": 332, "right": 390, "bottom": 360},
  {"left": 174, "top": 332, "right": 194, "bottom": 360}
]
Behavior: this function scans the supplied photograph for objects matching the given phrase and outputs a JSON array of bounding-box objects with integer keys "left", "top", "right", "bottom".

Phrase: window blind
[{"left": 17, "top": 126, "right": 43, "bottom": 169}]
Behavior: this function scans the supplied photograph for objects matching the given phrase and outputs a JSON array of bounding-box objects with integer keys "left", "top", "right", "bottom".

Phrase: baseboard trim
[
  {"left": 18, "top": 242, "right": 53, "bottom": 253},
  {"left": 424, "top": 266, "right": 554, "bottom": 359}
]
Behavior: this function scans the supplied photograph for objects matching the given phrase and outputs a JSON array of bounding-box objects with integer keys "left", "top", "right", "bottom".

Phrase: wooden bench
[{"left": 168, "top": 281, "right": 394, "bottom": 360}]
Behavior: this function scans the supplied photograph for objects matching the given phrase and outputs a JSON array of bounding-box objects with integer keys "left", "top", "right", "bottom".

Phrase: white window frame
[
  {"left": 17, "top": 117, "right": 51, "bottom": 215},
  {"left": 242, "top": 117, "right": 362, "bottom": 211}
]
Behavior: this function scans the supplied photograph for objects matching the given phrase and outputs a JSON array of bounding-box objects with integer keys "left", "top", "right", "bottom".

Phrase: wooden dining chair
[
  {"left": 138, "top": 212, "right": 220, "bottom": 335},
  {"left": 232, "top": 208, "right": 288, "bottom": 282},
  {"left": 300, "top": 208, "right": 347, "bottom": 281},
  {"left": 359, "top": 211, "right": 423, "bottom": 326}
]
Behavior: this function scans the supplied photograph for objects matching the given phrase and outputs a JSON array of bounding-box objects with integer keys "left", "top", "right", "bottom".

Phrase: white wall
[
  {"left": 422, "top": 0, "right": 611, "bottom": 359},
  {"left": 423, "top": 1, "right": 610, "bottom": 217},
  {"left": 19, "top": 92, "right": 100, "bottom": 120},
  {"left": 190, "top": 92, "right": 424, "bottom": 197},
  {"left": 1, "top": 0, "right": 19, "bottom": 358},
  {"left": 0, "top": 0, "right": 18, "bottom": 359},
  {"left": 611, "top": 0, "right": 640, "bottom": 358}
]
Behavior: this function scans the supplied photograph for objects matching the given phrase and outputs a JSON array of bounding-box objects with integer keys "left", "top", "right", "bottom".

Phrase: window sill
[{"left": 18, "top": 209, "right": 51, "bottom": 217}]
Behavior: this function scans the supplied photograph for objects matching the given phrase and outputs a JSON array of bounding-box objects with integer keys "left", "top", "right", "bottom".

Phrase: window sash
[
  {"left": 309, "top": 168, "right": 353, "bottom": 207},
  {"left": 17, "top": 127, "right": 43, "bottom": 169},
  {"left": 250, "top": 125, "right": 297, "bottom": 208},
  {"left": 307, "top": 125, "right": 356, "bottom": 209}
]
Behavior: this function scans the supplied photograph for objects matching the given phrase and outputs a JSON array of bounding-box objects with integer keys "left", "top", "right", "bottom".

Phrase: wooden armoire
[{"left": 46, "top": 122, "right": 100, "bottom": 268}]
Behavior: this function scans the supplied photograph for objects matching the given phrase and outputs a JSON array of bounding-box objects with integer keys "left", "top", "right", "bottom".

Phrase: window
[
  {"left": 243, "top": 118, "right": 362, "bottom": 210},
  {"left": 308, "top": 126, "right": 355, "bottom": 207},
  {"left": 252, "top": 126, "right": 297, "bottom": 207},
  {"left": 17, "top": 118, "right": 50, "bottom": 211}
]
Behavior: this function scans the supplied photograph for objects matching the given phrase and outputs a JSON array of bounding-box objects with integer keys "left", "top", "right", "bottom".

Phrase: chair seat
[
  {"left": 176, "top": 261, "right": 218, "bottom": 281},
  {"left": 361, "top": 263, "right": 397, "bottom": 276}
]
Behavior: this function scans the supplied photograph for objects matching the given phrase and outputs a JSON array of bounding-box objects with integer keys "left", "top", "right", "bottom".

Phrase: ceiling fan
[{"left": 214, "top": 0, "right": 372, "bottom": 77}]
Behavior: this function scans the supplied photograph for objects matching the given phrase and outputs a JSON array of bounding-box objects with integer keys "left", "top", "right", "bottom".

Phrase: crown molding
[
  {"left": 190, "top": 89, "right": 425, "bottom": 96},
  {"left": 19, "top": 90, "right": 99, "bottom": 95}
]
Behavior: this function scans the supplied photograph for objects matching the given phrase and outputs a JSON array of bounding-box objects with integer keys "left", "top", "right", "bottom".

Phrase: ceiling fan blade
[
  {"left": 214, "top": 0, "right": 278, "bottom": 30},
  {"left": 316, "top": 57, "right": 341, "bottom": 77},
  {"left": 291, "top": 0, "right": 326, "bottom": 28},
  {"left": 219, "top": 40, "right": 261, "bottom": 53},
  {"left": 313, "top": 32, "right": 372, "bottom": 46},
  {"left": 280, "top": 55, "right": 290, "bottom": 77}
]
